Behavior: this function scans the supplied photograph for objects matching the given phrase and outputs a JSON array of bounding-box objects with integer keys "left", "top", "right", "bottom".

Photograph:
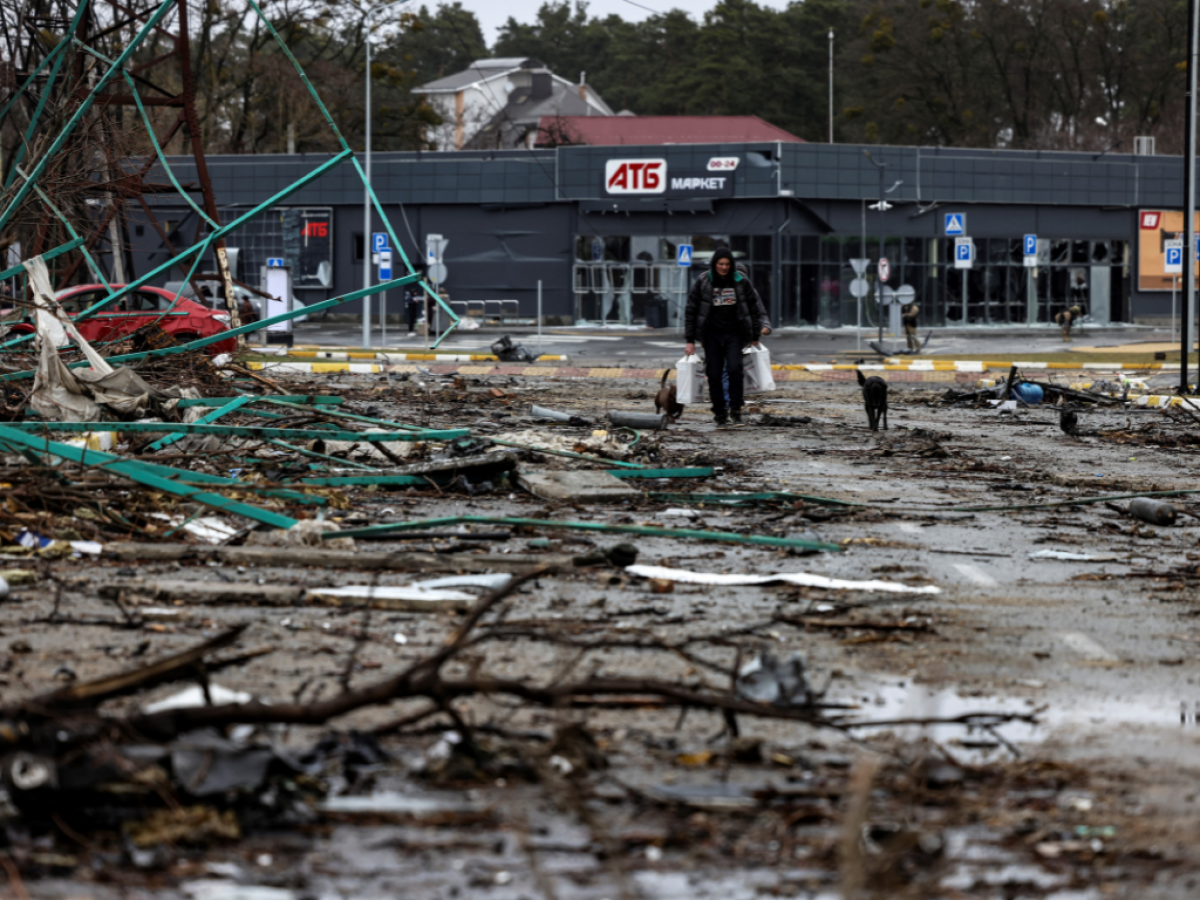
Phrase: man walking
[{"left": 684, "top": 249, "right": 768, "bottom": 427}]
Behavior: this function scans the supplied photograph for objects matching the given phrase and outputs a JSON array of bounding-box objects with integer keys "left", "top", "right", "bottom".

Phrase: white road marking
[
  {"left": 898, "top": 523, "right": 921, "bottom": 534},
  {"left": 953, "top": 563, "right": 997, "bottom": 586},
  {"left": 1060, "top": 632, "right": 1118, "bottom": 662}
]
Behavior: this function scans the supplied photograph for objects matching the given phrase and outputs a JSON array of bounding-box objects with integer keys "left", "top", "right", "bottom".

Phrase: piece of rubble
[{"left": 518, "top": 470, "right": 641, "bottom": 502}]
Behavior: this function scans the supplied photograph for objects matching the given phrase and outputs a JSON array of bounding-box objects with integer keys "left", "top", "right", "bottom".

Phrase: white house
[{"left": 413, "top": 57, "right": 614, "bottom": 151}]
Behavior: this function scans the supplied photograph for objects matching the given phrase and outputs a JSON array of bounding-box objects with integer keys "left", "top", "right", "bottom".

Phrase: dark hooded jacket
[{"left": 684, "top": 250, "right": 766, "bottom": 343}]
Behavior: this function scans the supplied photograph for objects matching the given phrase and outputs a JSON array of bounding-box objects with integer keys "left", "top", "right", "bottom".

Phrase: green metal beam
[
  {"left": 263, "top": 438, "right": 382, "bottom": 471},
  {"left": 2, "top": 421, "right": 467, "bottom": 441},
  {"left": 0, "top": 148, "right": 358, "bottom": 353},
  {"left": 0, "top": 0, "right": 177, "bottom": 235},
  {"left": 146, "top": 395, "right": 254, "bottom": 452},
  {"left": 261, "top": 398, "right": 427, "bottom": 432},
  {"left": 176, "top": 395, "right": 343, "bottom": 408},
  {"left": 0, "top": 424, "right": 298, "bottom": 529},
  {"left": 609, "top": 467, "right": 714, "bottom": 479},
  {"left": 0, "top": 238, "right": 84, "bottom": 281},
  {"left": 326, "top": 515, "right": 845, "bottom": 553},
  {"left": 0, "top": 272, "right": 422, "bottom": 381}
]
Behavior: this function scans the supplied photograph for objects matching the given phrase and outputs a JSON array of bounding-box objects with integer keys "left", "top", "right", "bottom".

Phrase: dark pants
[
  {"left": 703, "top": 330, "right": 744, "bottom": 416},
  {"left": 405, "top": 298, "right": 418, "bottom": 332}
]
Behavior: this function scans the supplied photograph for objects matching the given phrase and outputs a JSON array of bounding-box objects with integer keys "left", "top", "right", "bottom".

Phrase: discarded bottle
[
  {"left": 1129, "top": 497, "right": 1177, "bottom": 526},
  {"left": 607, "top": 411, "right": 668, "bottom": 430}
]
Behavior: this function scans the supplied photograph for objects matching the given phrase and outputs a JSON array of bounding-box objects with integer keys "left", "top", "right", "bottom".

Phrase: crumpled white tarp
[
  {"left": 625, "top": 564, "right": 941, "bottom": 594},
  {"left": 23, "top": 257, "right": 177, "bottom": 421}
]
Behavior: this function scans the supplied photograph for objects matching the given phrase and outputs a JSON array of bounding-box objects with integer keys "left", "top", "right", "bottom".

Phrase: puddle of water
[{"left": 832, "top": 678, "right": 1184, "bottom": 758}]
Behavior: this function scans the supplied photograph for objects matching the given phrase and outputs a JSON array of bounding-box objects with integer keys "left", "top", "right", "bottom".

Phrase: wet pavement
[{"left": 6, "top": 367, "right": 1200, "bottom": 899}]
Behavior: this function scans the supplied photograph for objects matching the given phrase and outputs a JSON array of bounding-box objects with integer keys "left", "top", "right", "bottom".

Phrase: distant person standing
[
  {"left": 405, "top": 286, "right": 419, "bottom": 337},
  {"left": 684, "top": 249, "right": 768, "bottom": 428},
  {"left": 1055, "top": 304, "right": 1083, "bottom": 342},
  {"left": 901, "top": 302, "right": 920, "bottom": 352}
]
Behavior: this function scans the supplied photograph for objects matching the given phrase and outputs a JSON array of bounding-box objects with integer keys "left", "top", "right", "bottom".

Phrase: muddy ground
[{"left": 5, "top": 368, "right": 1200, "bottom": 900}]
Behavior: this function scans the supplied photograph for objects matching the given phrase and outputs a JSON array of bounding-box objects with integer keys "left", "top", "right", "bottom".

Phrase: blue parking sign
[
  {"left": 372, "top": 232, "right": 389, "bottom": 254},
  {"left": 1023, "top": 234, "right": 1037, "bottom": 256}
]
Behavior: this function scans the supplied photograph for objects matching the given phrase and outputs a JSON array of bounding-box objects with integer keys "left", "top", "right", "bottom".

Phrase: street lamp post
[
  {"left": 863, "top": 151, "right": 887, "bottom": 342},
  {"left": 362, "top": 0, "right": 413, "bottom": 350},
  {"left": 828, "top": 30, "right": 834, "bottom": 144}
]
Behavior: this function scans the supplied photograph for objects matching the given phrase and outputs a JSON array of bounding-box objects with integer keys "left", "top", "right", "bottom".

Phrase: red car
[{"left": 3, "top": 284, "right": 236, "bottom": 356}]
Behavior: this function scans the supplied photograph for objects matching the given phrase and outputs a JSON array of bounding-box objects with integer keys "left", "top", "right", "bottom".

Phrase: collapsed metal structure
[{"left": 0, "top": 0, "right": 458, "bottom": 352}]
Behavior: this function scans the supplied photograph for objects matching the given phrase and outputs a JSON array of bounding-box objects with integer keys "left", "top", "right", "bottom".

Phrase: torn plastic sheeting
[
  {"left": 25, "top": 258, "right": 184, "bottom": 420},
  {"left": 624, "top": 564, "right": 940, "bottom": 594},
  {"left": 150, "top": 514, "right": 240, "bottom": 545}
]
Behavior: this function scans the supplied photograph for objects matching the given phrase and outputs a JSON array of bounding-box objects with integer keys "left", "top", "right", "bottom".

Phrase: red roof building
[{"left": 534, "top": 115, "right": 803, "bottom": 147}]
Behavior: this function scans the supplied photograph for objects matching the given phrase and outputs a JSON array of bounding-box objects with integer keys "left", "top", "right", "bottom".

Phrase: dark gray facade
[{"left": 132, "top": 142, "right": 1191, "bottom": 327}]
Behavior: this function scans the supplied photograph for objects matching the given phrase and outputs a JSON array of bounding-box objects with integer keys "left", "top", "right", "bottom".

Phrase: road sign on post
[
  {"left": 266, "top": 257, "right": 284, "bottom": 268},
  {"left": 372, "top": 233, "right": 389, "bottom": 254},
  {"left": 1166, "top": 239, "right": 1184, "bottom": 275},
  {"left": 378, "top": 249, "right": 393, "bottom": 281},
  {"left": 954, "top": 238, "right": 974, "bottom": 269},
  {"left": 878, "top": 257, "right": 890, "bottom": 282},
  {"left": 849, "top": 258, "right": 870, "bottom": 276},
  {"left": 944, "top": 213, "right": 966, "bottom": 235},
  {"left": 677, "top": 244, "right": 693, "bottom": 266}
]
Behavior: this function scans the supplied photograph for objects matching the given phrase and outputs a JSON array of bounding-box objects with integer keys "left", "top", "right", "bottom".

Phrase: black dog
[
  {"left": 655, "top": 368, "right": 685, "bottom": 422},
  {"left": 856, "top": 369, "right": 888, "bottom": 432}
]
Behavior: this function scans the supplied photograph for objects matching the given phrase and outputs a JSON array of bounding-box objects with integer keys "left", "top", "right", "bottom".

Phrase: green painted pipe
[{"left": 326, "top": 515, "right": 844, "bottom": 553}]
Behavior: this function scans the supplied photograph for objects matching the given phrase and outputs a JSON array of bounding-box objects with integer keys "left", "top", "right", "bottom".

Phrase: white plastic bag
[
  {"left": 743, "top": 344, "right": 776, "bottom": 393},
  {"left": 674, "top": 354, "right": 706, "bottom": 405}
]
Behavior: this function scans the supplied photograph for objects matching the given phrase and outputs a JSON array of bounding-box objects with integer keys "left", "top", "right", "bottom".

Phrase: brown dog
[{"left": 655, "top": 369, "right": 685, "bottom": 422}]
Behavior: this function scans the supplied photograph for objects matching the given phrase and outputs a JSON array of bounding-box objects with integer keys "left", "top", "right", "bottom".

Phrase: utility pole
[
  {"left": 828, "top": 30, "right": 834, "bottom": 144},
  {"left": 1184, "top": 0, "right": 1199, "bottom": 393},
  {"left": 362, "top": 0, "right": 413, "bottom": 350}
]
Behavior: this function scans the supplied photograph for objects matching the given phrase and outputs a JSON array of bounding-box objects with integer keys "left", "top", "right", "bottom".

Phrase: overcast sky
[{"left": 473, "top": 0, "right": 794, "bottom": 43}]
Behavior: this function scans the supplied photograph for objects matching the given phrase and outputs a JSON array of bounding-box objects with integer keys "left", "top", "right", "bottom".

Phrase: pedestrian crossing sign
[
  {"left": 944, "top": 213, "right": 966, "bottom": 235},
  {"left": 677, "top": 244, "right": 693, "bottom": 266}
]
